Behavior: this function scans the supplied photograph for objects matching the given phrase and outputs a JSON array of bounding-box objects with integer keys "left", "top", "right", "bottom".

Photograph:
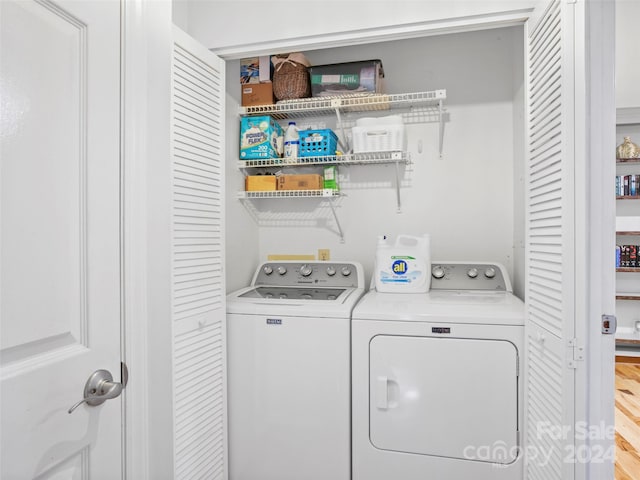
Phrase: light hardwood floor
[{"left": 615, "top": 362, "right": 640, "bottom": 480}]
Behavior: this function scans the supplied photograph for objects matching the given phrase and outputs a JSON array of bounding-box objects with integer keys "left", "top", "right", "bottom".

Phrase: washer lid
[
  {"left": 239, "top": 286, "right": 347, "bottom": 301},
  {"left": 227, "top": 285, "right": 365, "bottom": 317}
]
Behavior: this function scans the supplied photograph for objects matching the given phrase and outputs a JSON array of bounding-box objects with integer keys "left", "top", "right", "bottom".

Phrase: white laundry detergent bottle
[
  {"left": 284, "top": 121, "right": 299, "bottom": 160},
  {"left": 375, "top": 234, "right": 431, "bottom": 293}
]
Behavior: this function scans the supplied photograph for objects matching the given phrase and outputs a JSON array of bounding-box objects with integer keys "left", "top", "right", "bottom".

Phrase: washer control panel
[
  {"left": 430, "top": 263, "right": 508, "bottom": 291},
  {"left": 254, "top": 262, "right": 361, "bottom": 288}
]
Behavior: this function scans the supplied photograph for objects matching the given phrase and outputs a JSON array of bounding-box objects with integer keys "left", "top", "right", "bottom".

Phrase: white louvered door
[
  {"left": 171, "top": 27, "right": 227, "bottom": 480},
  {"left": 524, "top": 1, "right": 576, "bottom": 478}
]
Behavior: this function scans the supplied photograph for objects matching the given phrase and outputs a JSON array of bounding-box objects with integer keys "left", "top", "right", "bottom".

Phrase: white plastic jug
[
  {"left": 284, "top": 121, "right": 299, "bottom": 160},
  {"left": 375, "top": 234, "right": 431, "bottom": 293}
]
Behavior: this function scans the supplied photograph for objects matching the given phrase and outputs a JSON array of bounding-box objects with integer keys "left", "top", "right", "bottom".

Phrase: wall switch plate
[
  {"left": 601, "top": 314, "right": 617, "bottom": 334},
  {"left": 318, "top": 249, "right": 330, "bottom": 261}
]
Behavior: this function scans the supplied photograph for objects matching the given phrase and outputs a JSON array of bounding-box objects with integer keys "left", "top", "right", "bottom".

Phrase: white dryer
[
  {"left": 352, "top": 262, "right": 524, "bottom": 480},
  {"left": 227, "top": 261, "right": 365, "bottom": 480}
]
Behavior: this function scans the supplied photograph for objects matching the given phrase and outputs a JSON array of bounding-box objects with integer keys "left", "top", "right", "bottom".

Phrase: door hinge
[{"left": 568, "top": 338, "right": 584, "bottom": 369}]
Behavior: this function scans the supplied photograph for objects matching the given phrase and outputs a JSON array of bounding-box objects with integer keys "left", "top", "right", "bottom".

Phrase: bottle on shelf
[{"left": 284, "top": 121, "right": 299, "bottom": 161}]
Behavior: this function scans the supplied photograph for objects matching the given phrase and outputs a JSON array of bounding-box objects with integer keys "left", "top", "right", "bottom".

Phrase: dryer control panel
[{"left": 430, "top": 263, "right": 509, "bottom": 291}]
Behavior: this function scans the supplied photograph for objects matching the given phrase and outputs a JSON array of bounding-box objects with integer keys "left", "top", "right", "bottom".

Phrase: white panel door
[
  {"left": 369, "top": 335, "right": 519, "bottom": 463},
  {"left": 0, "top": 0, "right": 123, "bottom": 478}
]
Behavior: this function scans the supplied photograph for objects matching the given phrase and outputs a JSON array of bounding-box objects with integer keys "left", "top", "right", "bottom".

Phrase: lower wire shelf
[
  {"left": 238, "top": 189, "right": 341, "bottom": 199},
  {"left": 238, "top": 189, "right": 345, "bottom": 241}
]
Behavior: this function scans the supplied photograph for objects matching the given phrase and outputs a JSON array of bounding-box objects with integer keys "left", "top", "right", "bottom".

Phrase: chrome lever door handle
[{"left": 68, "top": 369, "right": 124, "bottom": 414}]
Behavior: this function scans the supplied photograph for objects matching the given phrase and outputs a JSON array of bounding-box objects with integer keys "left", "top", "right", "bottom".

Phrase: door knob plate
[
  {"left": 83, "top": 369, "right": 114, "bottom": 407},
  {"left": 68, "top": 368, "right": 124, "bottom": 413}
]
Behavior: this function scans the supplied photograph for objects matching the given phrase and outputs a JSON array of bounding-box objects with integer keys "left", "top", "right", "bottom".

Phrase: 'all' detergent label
[{"left": 379, "top": 256, "right": 423, "bottom": 284}]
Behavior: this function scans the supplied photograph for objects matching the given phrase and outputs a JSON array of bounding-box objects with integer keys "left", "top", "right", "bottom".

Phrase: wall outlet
[{"left": 318, "top": 249, "right": 330, "bottom": 261}]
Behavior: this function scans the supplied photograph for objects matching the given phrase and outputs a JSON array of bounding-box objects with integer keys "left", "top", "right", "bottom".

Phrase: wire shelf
[
  {"left": 239, "top": 90, "right": 446, "bottom": 119},
  {"left": 238, "top": 189, "right": 342, "bottom": 199},
  {"left": 238, "top": 151, "right": 410, "bottom": 169}
]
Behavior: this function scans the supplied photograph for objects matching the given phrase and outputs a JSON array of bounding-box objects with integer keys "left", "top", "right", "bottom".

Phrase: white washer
[
  {"left": 352, "top": 262, "right": 524, "bottom": 480},
  {"left": 227, "top": 261, "right": 365, "bottom": 480}
]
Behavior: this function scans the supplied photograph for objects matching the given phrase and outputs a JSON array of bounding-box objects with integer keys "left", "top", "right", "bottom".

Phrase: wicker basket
[{"left": 272, "top": 57, "right": 311, "bottom": 101}]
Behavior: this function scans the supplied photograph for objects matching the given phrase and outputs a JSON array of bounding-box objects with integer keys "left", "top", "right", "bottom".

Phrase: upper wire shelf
[
  {"left": 239, "top": 90, "right": 446, "bottom": 119},
  {"left": 237, "top": 151, "right": 410, "bottom": 169}
]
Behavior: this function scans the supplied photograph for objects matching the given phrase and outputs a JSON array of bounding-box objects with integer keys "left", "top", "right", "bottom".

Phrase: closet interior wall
[{"left": 225, "top": 26, "right": 525, "bottom": 297}]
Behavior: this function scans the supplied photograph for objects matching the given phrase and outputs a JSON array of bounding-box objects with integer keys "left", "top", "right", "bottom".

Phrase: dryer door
[{"left": 369, "top": 335, "right": 519, "bottom": 464}]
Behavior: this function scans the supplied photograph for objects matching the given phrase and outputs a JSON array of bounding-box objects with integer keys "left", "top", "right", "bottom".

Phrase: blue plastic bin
[{"left": 298, "top": 129, "right": 338, "bottom": 157}]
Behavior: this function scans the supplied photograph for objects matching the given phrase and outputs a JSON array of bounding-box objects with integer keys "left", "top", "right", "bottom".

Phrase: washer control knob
[
  {"left": 300, "top": 265, "right": 313, "bottom": 277},
  {"left": 326, "top": 266, "right": 336, "bottom": 276},
  {"left": 263, "top": 265, "right": 273, "bottom": 275},
  {"left": 341, "top": 266, "right": 352, "bottom": 277},
  {"left": 279, "top": 293, "right": 288, "bottom": 299},
  {"left": 467, "top": 268, "right": 478, "bottom": 278},
  {"left": 485, "top": 267, "right": 496, "bottom": 279},
  {"left": 432, "top": 266, "right": 445, "bottom": 279},
  {"left": 277, "top": 266, "right": 287, "bottom": 276}
]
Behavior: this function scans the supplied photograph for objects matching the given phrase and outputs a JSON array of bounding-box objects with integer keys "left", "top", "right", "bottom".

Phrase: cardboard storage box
[
  {"left": 240, "top": 56, "right": 271, "bottom": 84},
  {"left": 277, "top": 174, "right": 324, "bottom": 191},
  {"left": 241, "top": 82, "right": 274, "bottom": 107},
  {"left": 240, "top": 115, "right": 283, "bottom": 160},
  {"left": 246, "top": 175, "right": 277, "bottom": 191},
  {"left": 309, "top": 60, "right": 384, "bottom": 97}
]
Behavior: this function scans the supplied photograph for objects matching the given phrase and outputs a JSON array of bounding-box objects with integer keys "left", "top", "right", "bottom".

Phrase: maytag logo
[
  {"left": 432, "top": 327, "right": 451, "bottom": 334},
  {"left": 266, "top": 318, "right": 282, "bottom": 325}
]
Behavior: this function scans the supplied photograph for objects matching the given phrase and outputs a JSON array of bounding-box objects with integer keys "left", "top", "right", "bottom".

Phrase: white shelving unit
[
  {"left": 615, "top": 127, "right": 640, "bottom": 354},
  {"left": 237, "top": 91, "right": 446, "bottom": 241}
]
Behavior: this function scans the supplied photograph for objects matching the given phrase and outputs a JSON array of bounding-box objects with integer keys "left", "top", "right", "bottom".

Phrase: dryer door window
[{"left": 369, "top": 335, "right": 519, "bottom": 464}]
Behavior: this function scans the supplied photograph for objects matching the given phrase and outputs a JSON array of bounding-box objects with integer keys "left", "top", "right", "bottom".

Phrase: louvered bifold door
[
  {"left": 524, "top": 1, "right": 576, "bottom": 479},
  {"left": 171, "top": 27, "right": 227, "bottom": 480}
]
